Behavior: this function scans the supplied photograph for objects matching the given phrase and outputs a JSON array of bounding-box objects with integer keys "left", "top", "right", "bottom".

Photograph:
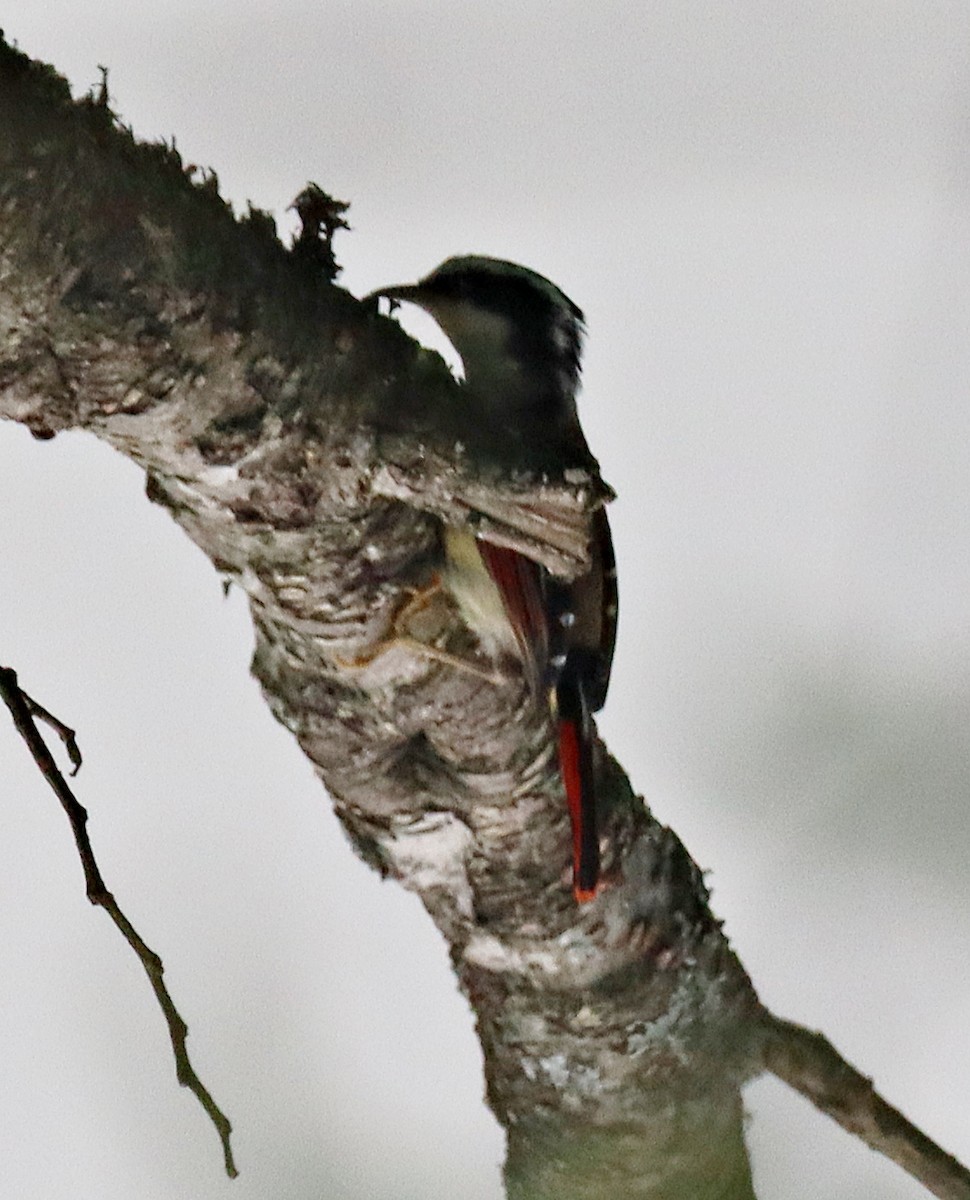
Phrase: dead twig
[
  {"left": 16, "top": 685, "right": 82, "bottom": 774},
  {"left": 0, "top": 665, "right": 237, "bottom": 1179}
]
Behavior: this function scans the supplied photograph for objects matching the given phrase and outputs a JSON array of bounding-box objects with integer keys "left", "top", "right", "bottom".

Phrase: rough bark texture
[{"left": 0, "top": 38, "right": 764, "bottom": 1197}]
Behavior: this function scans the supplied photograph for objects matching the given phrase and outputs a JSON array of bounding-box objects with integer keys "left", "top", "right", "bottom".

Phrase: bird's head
[{"left": 367, "top": 257, "right": 586, "bottom": 440}]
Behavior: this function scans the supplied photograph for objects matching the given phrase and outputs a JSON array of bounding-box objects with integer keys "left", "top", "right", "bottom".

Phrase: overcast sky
[{"left": 2, "top": 4, "right": 970, "bottom": 1199}]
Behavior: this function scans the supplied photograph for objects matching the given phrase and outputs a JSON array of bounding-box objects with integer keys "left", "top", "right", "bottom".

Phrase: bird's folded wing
[{"left": 371, "top": 449, "right": 612, "bottom": 577}]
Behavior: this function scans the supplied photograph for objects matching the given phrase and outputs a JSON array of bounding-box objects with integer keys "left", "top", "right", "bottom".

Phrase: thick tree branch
[{"left": 1, "top": 34, "right": 966, "bottom": 1198}]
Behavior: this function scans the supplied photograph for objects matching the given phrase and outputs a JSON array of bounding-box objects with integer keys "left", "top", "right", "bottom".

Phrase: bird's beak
[{"left": 363, "top": 282, "right": 422, "bottom": 304}]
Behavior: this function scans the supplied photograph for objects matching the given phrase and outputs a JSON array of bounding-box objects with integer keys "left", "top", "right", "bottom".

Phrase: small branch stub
[{"left": 760, "top": 1010, "right": 970, "bottom": 1200}]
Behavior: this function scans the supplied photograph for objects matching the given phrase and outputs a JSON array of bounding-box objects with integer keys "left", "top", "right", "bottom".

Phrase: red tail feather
[{"left": 558, "top": 715, "right": 599, "bottom": 902}]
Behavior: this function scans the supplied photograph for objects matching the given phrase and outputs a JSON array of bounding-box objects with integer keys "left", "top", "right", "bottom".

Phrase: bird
[{"left": 366, "top": 256, "right": 617, "bottom": 902}]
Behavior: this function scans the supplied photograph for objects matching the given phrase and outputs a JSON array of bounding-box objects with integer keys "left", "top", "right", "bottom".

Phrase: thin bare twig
[
  {"left": 0, "top": 665, "right": 237, "bottom": 1179},
  {"left": 18, "top": 687, "right": 82, "bottom": 774},
  {"left": 760, "top": 1009, "right": 970, "bottom": 1200}
]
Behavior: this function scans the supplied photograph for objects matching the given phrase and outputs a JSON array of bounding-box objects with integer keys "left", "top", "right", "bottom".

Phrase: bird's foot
[{"left": 337, "top": 574, "right": 505, "bottom": 685}]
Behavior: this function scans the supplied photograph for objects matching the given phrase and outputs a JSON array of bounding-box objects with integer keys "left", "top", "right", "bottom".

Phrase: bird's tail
[{"left": 555, "top": 670, "right": 600, "bottom": 902}]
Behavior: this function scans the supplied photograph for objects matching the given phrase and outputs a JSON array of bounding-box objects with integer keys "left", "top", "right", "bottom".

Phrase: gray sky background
[{"left": 2, "top": 4, "right": 969, "bottom": 1198}]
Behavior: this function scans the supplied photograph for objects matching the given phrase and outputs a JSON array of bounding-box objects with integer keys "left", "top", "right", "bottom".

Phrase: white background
[{"left": 2, "top": 4, "right": 969, "bottom": 1198}]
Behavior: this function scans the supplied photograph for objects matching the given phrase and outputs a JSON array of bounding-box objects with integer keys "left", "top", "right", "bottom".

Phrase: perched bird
[{"left": 367, "top": 256, "right": 617, "bottom": 901}]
